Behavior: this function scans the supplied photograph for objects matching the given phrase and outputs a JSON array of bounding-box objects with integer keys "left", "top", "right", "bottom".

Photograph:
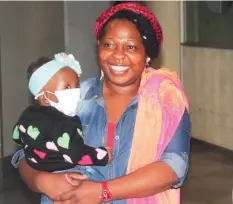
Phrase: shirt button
[{"left": 115, "top": 136, "right": 120, "bottom": 140}]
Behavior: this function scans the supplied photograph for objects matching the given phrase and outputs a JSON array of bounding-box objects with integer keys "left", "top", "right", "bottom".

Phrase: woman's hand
[
  {"left": 53, "top": 177, "right": 101, "bottom": 204},
  {"left": 38, "top": 172, "right": 88, "bottom": 200}
]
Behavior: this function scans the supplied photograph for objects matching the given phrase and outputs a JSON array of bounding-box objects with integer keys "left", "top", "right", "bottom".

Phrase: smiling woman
[
  {"left": 12, "top": 2, "right": 191, "bottom": 204},
  {"left": 98, "top": 19, "right": 146, "bottom": 88}
]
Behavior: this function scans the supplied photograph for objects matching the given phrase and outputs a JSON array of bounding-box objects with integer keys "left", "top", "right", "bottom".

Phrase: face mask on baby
[{"left": 36, "top": 88, "right": 80, "bottom": 117}]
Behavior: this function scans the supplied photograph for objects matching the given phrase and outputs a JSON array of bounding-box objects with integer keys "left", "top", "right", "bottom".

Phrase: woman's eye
[
  {"left": 103, "top": 42, "right": 113, "bottom": 48},
  {"left": 127, "top": 45, "right": 136, "bottom": 50}
]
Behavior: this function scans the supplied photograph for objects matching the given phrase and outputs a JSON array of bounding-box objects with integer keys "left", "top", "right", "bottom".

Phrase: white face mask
[{"left": 36, "top": 88, "right": 81, "bottom": 117}]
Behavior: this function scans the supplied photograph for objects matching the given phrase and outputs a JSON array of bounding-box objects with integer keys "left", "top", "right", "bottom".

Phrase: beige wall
[
  {"left": 0, "top": 2, "right": 65, "bottom": 157},
  {"left": 147, "top": 1, "right": 181, "bottom": 75},
  {"left": 182, "top": 46, "right": 233, "bottom": 150},
  {"left": 148, "top": 2, "right": 233, "bottom": 150},
  {"left": 64, "top": 1, "right": 111, "bottom": 80}
]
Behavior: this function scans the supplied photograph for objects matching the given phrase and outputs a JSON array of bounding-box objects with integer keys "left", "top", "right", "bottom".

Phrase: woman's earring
[
  {"left": 145, "top": 57, "right": 151, "bottom": 68},
  {"left": 100, "top": 70, "right": 104, "bottom": 80}
]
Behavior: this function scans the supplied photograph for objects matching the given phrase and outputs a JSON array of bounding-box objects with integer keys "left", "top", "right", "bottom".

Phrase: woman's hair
[
  {"left": 27, "top": 57, "right": 52, "bottom": 82},
  {"left": 95, "top": 2, "right": 163, "bottom": 61}
]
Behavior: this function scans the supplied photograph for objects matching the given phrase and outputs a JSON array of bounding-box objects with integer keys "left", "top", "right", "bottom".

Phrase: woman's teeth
[{"left": 109, "top": 65, "right": 129, "bottom": 71}]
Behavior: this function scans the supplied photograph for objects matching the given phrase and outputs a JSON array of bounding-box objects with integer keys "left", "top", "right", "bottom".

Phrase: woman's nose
[{"left": 112, "top": 46, "right": 125, "bottom": 60}]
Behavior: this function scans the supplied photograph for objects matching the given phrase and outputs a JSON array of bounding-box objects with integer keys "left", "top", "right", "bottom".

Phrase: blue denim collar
[
  {"left": 84, "top": 77, "right": 103, "bottom": 100},
  {"left": 84, "top": 77, "right": 138, "bottom": 109}
]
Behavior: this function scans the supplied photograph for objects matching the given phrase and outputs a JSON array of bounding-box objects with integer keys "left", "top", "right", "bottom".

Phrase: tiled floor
[{"left": 0, "top": 139, "right": 233, "bottom": 204}]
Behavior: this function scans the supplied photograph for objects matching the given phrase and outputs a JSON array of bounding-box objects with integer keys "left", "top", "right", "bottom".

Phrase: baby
[{"left": 12, "top": 53, "right": 111, "bottom": 173}]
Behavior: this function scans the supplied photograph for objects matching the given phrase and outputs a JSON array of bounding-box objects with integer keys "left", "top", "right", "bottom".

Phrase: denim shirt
[{"left": 12, "top": 77, "right": 191, "bottom": 204}]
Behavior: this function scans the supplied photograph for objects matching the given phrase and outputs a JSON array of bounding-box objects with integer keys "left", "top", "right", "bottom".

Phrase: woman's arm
[
  {"left": 109, "top": 110, "right": 191, "bottom": 199},
  {"left": 18, "top": 158, "right": 45, "bottom": 192},
  {"left": 11, "top": 150, "right": 86, "bottom": 199},
  {"left": 109, "top": 161, "right": 177, "bottom": 199},
  {"left": 54, "top": 162, "right": 177, "bottom": 204},
  {"left": 12, "top": 149, "right": 70, "bottom": 195},
  {"left": 11, "top": 149, "right": 43, "bottom": 193},
  {"left": 19, "top": 159, "right": 88, "bottom": 199}
]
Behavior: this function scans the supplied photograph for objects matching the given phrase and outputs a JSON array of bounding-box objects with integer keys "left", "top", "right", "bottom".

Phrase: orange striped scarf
[{"left": 126, "top": 68, "right": 189, "bottom": 204}]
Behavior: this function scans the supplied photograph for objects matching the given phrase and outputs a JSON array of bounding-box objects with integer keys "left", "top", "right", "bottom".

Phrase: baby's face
[{"left": 39, "top": 67, "right": 80, "bottom": 105}]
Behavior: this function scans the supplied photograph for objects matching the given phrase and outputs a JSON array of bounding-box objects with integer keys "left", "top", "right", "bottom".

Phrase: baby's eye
[{"left": 65, "top": 85, "right": 71, "bottom": 89}]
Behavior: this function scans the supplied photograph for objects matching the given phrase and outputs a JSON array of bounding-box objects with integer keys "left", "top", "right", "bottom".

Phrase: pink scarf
[{"left": 126, "top": 68, "right": 189, "bottom": 204}]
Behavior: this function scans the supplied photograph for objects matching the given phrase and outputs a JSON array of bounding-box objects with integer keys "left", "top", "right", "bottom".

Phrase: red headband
[{"left": 95, "top": 2, "right": 163, "bottom": 45}]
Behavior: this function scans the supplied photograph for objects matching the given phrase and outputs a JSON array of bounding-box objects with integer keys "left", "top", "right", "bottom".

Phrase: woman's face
[{"left": 98, "top": 19, "right": 146, "bottom": 87}]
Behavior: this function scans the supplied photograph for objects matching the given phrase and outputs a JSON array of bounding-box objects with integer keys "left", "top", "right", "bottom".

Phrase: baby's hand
[{"left": 106, "top": 147, "right": 113, "bottom": 163}]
